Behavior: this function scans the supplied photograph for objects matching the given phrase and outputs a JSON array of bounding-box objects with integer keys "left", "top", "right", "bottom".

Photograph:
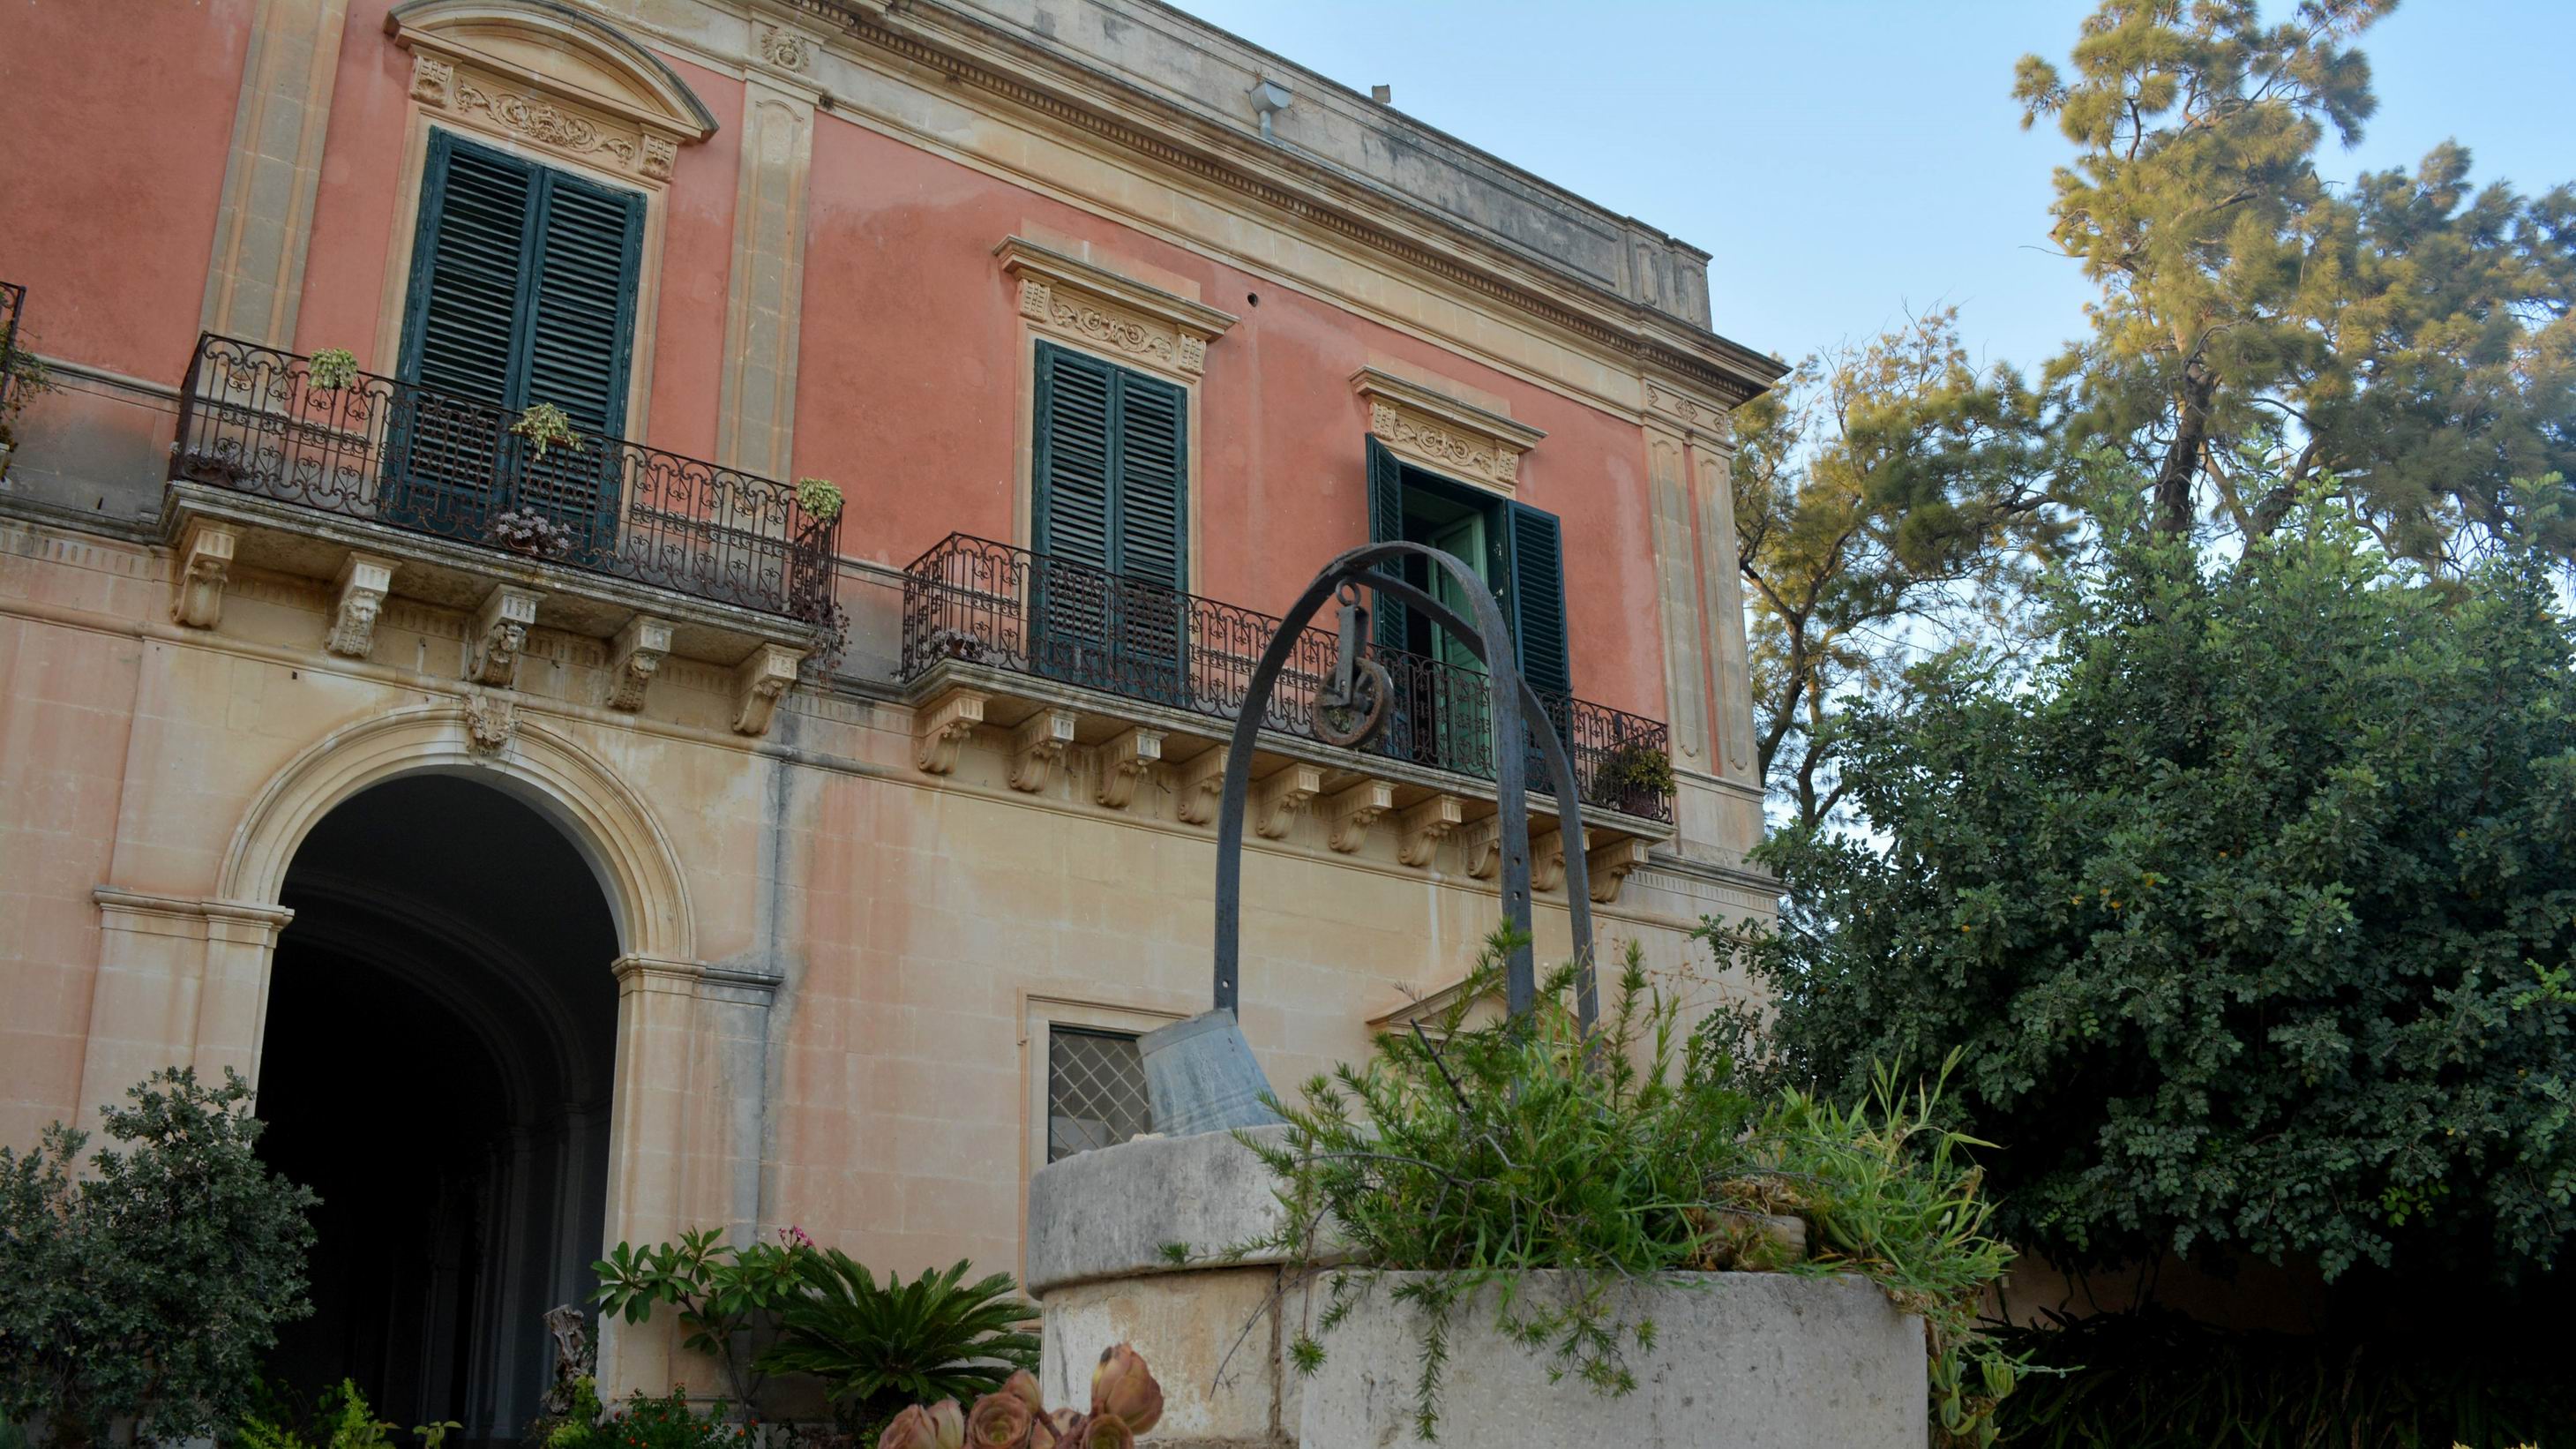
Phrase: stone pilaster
[
  {"left": 715, "top": 40, "right": 820, "bottom": 478},
  {"left": 199, "top": 0, "right": 350, "bottom": 346}
]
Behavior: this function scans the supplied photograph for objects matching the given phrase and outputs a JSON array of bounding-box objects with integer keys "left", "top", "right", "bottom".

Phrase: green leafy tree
[
  {"left": 0, "top": 1068, "right": 319, "bottom": 1449},
  {"left": 1718, "top": 497, "right": 2576, "bottom": 1287},
  {"left": 1733, "top": 310, "right": 2058, "bottom": 826},
  {"left": 591, "top": 1227, "right": 810, "bottom": 1414},
  {"left": 2015, "top": 0, "right": 2576, "bottom": 558}
]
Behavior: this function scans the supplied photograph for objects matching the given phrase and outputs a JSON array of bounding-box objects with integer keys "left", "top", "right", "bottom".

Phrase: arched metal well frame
[{"left": 1210, "top": 541, "right": 1598, "bottom": 1029}]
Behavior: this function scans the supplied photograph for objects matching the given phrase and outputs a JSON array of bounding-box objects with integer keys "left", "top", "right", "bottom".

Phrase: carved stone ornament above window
[
  {"left": 995, "top": 236, "right": 1239, "bottom": 381},
  {"left": 1644, "top": 381, "right": 1733, "bottom": 443},
  {"left": 1352, "top": 368, "right": 1546, "bottom": 495},
  {"left": 386, "top": 0, "right": 719, "bottom": 187}
]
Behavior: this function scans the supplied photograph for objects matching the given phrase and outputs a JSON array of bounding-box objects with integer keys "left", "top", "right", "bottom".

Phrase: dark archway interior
[{"left": 259, "top": 775, "right": 619, "bottom": 1443}]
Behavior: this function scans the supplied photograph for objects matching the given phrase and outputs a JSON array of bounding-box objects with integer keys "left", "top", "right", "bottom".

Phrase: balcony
[
  {"left": 161, "top": 334, "right": 842, "bottom": 734},
  {"left": 899, "top": 535, "right": 1674, "bottom": 896}
]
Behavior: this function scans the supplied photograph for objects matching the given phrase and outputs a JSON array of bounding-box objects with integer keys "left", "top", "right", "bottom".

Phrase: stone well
[{"left": 1029, "top": 1129, "right": 1928, "bottom": 1448}]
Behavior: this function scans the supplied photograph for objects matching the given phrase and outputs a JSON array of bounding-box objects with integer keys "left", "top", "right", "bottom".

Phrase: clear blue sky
[{"left": 1169, "top": 0, "right": 2573, "bottom": 377}]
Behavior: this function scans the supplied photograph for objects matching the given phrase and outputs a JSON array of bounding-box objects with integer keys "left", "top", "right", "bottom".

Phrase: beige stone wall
[{"left": 0, "top": 514, "right": 1769, "bottom": 1389}]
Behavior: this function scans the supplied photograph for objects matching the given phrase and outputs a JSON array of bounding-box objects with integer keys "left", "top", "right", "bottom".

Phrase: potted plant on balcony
[
  {"left": 307, "top": 347, "right": 363, "bottom": 392},
  {"left": 0, "top": 327, "right": 56, "bottom": 484},
  {"left": 1597, "top": 738, "right": 1676, "bottom": 815},
  {"left": 511, "top": 401, "right": 583, "bottom": 458},
  {"left": 794, "top": 477, "right": 843, "bottom": 522},
  {"left": 490, "top": 507, "right": 576, "bottom": 559}
]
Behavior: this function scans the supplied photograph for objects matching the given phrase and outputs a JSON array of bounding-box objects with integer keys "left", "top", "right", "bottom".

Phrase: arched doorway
[{"left": 258, "top": 774, "right": 618, "bottom": 1442}]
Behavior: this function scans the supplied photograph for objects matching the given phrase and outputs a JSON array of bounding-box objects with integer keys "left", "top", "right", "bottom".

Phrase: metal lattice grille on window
[{"left": 1048, "top": 1027, "right": 1150, "bottom": 1162}]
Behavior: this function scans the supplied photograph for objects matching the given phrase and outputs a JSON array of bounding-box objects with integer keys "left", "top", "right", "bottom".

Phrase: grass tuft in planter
[{"left": 1228, "top": 922, "right": 2020, "bottom": 1444}]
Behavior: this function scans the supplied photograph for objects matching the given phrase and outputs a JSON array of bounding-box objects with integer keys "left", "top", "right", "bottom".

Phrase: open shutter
[
  {"left": 1033, "top": 342, "right": 1118, "bottom": 679},
  {"left": 1365, "top": 436, "right": 1407, "bottom": 651},
  {"left": 515, "top": 170, "right": 644, "bottom": 551},
  {"left": 1505, "top": 500, "right": 1571, "bottom": 698},
  {"left": 1112, "top": 368, "right": 1188, "bottom": 702}
]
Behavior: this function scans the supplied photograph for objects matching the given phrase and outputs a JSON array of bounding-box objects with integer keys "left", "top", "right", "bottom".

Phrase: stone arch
[{"left": 221, "top": 704, "right": 695, "bottom": 965}]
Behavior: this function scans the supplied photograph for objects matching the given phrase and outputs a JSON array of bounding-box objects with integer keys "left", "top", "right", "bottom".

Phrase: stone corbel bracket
[
  {"left": 1353, "top": 368, "right": 1546, "bottom": 496},
  {"left": 1251, "top": 764, "right": 1323, "bottom": 840},
  {"left": 466, "top": 584, "right": 542, "bottom": 687},
  {"left": 170, "top": 520, "right": 239, "bottom": 629},
  {"left": 1588, "top": 837, "right": 1654, "bottom": 905},
  {"left": 1327, "top": 780, "right": 1396, "bottom": 853},
  {"left": 607, "top": 616, "right": 675, "bottom": 712},
  {"left": 731, "top": 643, "right": 805, "bottom": 736},
  {"left": 996, "top": 236, "right": 1239, "bottom": 381},
  {"left": 915, "top": 687, "right": 987, "bottom": 774},
  {"left": 1010, "top": 708, "right": 1079, "bottom": 792},
  {"left": 1531, "top": 825, "right": 1591, "bottom": 894},
  {"left": 1097, "top": 727, "right": 1164, "bottom": 809},
  {"left": 1397, "top": 795, "right": 1465, "bottom": 867},
  {"left": 1174, "top": 747, "right": 1227, "bottom": 825},
  {"left": 1460, "top": 816, "right": 1501, "bottom": 880},
  {"left": 326, "top": 553, "right": 397, "bottom": 658}
]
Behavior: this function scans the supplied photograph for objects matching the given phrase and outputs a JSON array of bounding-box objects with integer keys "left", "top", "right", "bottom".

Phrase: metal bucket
[{"left": 1140, "top": 1009, "right": 1283, "bottom": 1137}]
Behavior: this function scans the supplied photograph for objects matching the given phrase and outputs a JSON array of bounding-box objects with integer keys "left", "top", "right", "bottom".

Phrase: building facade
[{"left": 0, "top": 0, "right": 1778, "bottom": 1434}]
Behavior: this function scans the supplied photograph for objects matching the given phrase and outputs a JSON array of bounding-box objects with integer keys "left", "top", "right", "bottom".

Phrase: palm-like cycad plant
[{"left": 755, "top": 1252, "right": 1038, "bottom": 1437}]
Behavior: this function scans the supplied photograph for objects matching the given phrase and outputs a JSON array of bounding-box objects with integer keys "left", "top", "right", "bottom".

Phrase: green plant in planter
[
  {"left": 1232, "top": 923, "right": 2019, "bottom": 1444},
  {"left": 1596, "top": 740, "right": 1675, "bottom": 806},
  {"left": 793, "top": 477, "right": 843, "bottom": 522},
  {"left": 511, "top": 402, "right": 583, "bottom": 458},
  {"left": 306, "top": 349, "right": 362, "bottom": 391}
]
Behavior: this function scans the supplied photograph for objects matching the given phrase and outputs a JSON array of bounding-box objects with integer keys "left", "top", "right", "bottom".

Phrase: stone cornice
[
  {"left": 780, "top": 0, "right": 1785, "bottom": 406},
  {"left": 996, "top": 236, "right": 1239, "bottom": 379},
  {"left": 1353, "top": 367, "right": 1545, "bottom": 494}
]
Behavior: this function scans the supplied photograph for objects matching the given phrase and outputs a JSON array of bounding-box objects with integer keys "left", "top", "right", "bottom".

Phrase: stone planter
[{"left": 1028, "top": 1130, "right": 1927, "bottom": 1448}]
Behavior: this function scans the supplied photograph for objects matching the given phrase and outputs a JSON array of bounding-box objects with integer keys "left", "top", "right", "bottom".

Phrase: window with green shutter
[
  {"left": 1031, "top": 341, "right": 1189, "bottom": 702},
  {"left": 393, "top": 131, "right": 644, "bottom": 553}
]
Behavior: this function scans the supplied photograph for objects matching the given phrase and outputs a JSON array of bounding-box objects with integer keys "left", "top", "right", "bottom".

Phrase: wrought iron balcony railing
[
  {"left": 170, "top": 334, "right": 841, "bottom": 624},
  {"left": 900, "top": 533, "right": 1675, "bottom": 823},
  {"left": 0, "top": 281, "right": 26, "bottom": 420}
]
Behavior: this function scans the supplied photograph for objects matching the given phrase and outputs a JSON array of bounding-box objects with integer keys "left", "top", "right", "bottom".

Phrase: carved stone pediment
[
  {"left": 1352, "top": 368, "right": 1546, "bottom": 495},
  {"left": 388, "top": 0, "right": 718, "bottom": 186},
  {"left": 996, "top": 236, "right": 1239, "bottom": 381}
]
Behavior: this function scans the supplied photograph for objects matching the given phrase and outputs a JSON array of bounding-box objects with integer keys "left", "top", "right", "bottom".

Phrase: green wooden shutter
[
  {"left": 1033, "top": 342, "right": 1116, "bottom": 567},
  {"left": 1505, "top": 501, "right": 1571, "bottom": 698},
  {"left": 1112, "top": 369, "right": 1187, "bottom": 587},
  {"left": 401, "top": 132, "right": 532, "bottom": 409},
  {"left": 514, "top": 169, "right": 643, "bottom": 543},
  {"left": 1365, "top": 436, "right": 1408, "bottom": 651}
]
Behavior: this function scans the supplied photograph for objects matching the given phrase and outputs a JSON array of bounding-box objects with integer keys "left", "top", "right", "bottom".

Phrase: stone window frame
[
  {"left": 1351, "top": 366, "right": 1546, "bottom": 499},
  {"left": 1020, "top": 993, "right": 1186, "bottom": 1179},
  {"left": 370, "top": 1, "right": 720, "bottom": 445},
  {"left": 996, "top": 237, "right": 1237, "bottom": 592}
]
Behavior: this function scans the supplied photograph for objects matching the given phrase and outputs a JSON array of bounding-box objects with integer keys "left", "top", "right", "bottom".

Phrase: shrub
[
  {"left": 1988, "top": 1309, "right": 2574, "bottom": 1449},
  {"left": 1234, "top": 925, "right": 2018, "bottom": 1442},
  {"left": 594, "top": 1228, "right": 812, "bottom": 1411},
  {"left": 754, "top": 1255, "right": 1037, "bottom": 1441},
  {"left": 0, "top": 1068, "right": 318, "bottom": 1449},
  {"left": 1711, "top": 504, "right": 2576, "bottom": 1288},
  {"left": 543, "top": 1389, "right": 752, "bottom": 1449}
]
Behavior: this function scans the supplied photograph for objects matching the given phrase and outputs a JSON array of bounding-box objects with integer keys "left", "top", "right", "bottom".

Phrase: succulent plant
[{"left": 889, "top": 1345, "right": 1163, "bottom": 1449}]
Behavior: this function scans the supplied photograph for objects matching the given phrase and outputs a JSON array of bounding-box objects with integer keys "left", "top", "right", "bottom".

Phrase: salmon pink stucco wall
[
  {"left": 0, "top": 0, "right": 254, "bottom": 377},
  {"left": 295, "top": 5, "right": 742, "bottom": 462},
  {"left": 790, "top": 123, "right": 1667, "bottom": 720}
]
